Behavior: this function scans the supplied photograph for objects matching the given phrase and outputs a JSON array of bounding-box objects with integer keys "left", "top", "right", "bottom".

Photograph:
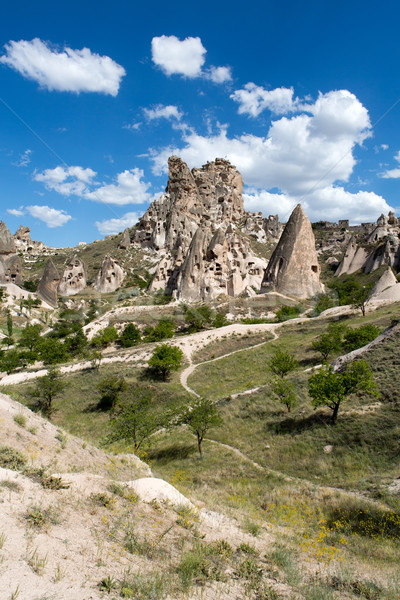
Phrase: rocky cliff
[
  {"left": 134, "top": 156, "right": 276, "bottom": 301},
  {"left": 0, "top": 221, "right": 22, "bottom": 286}
]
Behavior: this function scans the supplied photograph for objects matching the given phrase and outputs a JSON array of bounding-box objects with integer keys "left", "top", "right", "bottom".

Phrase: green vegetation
[
  {"left": 148, "top": 344, "right": 184, "bottom": 381},
  {"left": 275, "top": 304, "right": 301, "bottom": 321},
  {"left": 308, "top": 360, "right": 379, "bottom": 424},
  {"left": 119, "top": 322, "right": 141, "bottom": 347},
  {"left": 179, "top": 397, "right": 223, "bottom": 456},
  {"left": 28, "top": 367, "right": 65, "bottom": 418}
]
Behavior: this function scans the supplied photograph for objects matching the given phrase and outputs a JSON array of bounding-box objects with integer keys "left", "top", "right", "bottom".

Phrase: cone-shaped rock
[
  {"left": 0, "top": 221, "right": 22, "bottom": 285},
  {"left": 58, "top": 255, "right": 87, "bottom": 296},
  {"left": 261, "top": 204, "right": 323, "bottom": 298},
  {"left": 93, "top": 255, "right": 124, "bottom": 293},
  {"left": 118, "top": 228, "right": 131, "bottom": 250},
  {"left": 37, "top": 259, "right": 60, "bottom": 307},
  {"left": 368, "top": 268, "right": 400, "bottom": 301}
]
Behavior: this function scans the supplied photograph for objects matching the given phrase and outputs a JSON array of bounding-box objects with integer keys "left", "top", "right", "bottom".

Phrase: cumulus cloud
[
  {"left": 151, "top": 35, "right": 231, "bottom": 84},
  {"left": 149, "top": 89, "right": 386, "bottom": 222},
  {"left": 151, "top": 35, "right": 206, "bottom": 77},
  {"left": 34, "top": 165, "right": 97, "bottom": 196},
  {"left": 7, "top": 207, "right": 25, "bottom": 217},
  {"left": 0, "top": 38, "right": 125, "bottom": 95},
  {"left": 144, "top": 104, "right": 183, "bottom": 121},
  {"left": 85, "top": 168, "right": 151, "bottom": 205},
  {"left": 379, "top": 150, "right": 400, "bottom": 178},
  {"left": 96, "top": 211, "right": 141, "bottom": 235},
  {"left": 206, "top": 66, "right": 232, "bottom": 84},
  {"left": 26, "top": 205, "right": 72, "bottom": 227},
  {"left": 231, "top": 83, "right": 297, "bottom": 117}
]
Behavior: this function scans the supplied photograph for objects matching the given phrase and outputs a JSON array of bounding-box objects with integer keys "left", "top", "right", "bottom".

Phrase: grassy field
[{"left": 3, "top": 303, "right": 400, "bottom": 598}]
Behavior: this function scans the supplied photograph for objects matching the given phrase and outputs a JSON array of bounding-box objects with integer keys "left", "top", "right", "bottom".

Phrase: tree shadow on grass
[
  {"left": 147, "top": 443, "right": 195, "bottom": 465},
  {"left": 265, "top": 411, "right": 332, "bottom": 435}
]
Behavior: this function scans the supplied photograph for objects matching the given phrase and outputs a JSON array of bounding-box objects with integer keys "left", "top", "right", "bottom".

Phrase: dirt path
[{"left": 180, "top": 326, "right": 280, "bottom": 396}]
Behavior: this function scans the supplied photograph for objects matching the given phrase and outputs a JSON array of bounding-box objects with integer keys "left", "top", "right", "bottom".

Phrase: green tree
[
  {"left": 64, "top": 329, "right": 88, "bottom": 357},
  {"left": 97, "top": 374, "right": 127, "bottom": 412},
  {"left": 145, "top": 319, "right": 175, "bottom": 342},
  {"left": 343, "top": 324, "right": 380, "bottom": 352},
  {"left": 91, "top": 326, "right": 119, "bottom": 348},
  {"left": 36, "top": 337, "right": 67, "bottom": 365},
  {"left": 119, "top": 323, "right": 141, "bottom": 347},
  {"left": 89, "top": 347, "right": 103, "bottom": 371},
  {"left": 271, "top": 379, "right": 297, "bottom": 412},
  {"left": 183, "top": 304, "right": 214, "bottom": 332},
  {"left": 107, "top": 386, "right": 165, "bottom": 451},
  {"left": 275, "top": 305, "right": 301, "bottom": 322},
  {"left": 312, "top": 322, "right": 346, "bottom": 362},
  {"left": 0, "top": 350, "right": 20, "bottom": 374},
  {"left": 18, "top": 324, "right": 43, "bottom": 351},
  {"left": 351, "top": 283, "right": 373, "bottom": 317},
  {"left": 6, "top": 312, "right": 13, "bottom": 338},
  {"left": 179, "top": 397, "right": 223, "bottom": 457},
  {"left": 30, "top": 367, "right": 65, "bottom": 418},
  {"left": 148, "top": 344, "right": 184, "bottom": 381},
  {"left": 308, "top": 360, "right": 378, "bottom": 424},
  {"left": 268, "top": 349, "right": 298, "bottom": 379}
]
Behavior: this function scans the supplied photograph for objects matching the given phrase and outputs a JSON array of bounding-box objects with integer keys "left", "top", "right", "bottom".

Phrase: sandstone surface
[
  {"left": 261, "top": 204, "right": 324, "bottom": 298},
  {"left": 58, "top": 255, "right": 87, "bottom": 296},
  {"left": 93, "top": 254, "right": 124, "bottom": 293},
  {"left": 36, "top": 258, "right": 60, "bottom": 307},
  {"left": 0, "top": 221, "right": 22, "bottom": 285},
  {"left": 134, "top": 156, "right": 273, "bottom": 301}
]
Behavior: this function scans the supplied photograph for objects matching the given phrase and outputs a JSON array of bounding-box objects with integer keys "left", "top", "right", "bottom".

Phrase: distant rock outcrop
[
  {"left": 134, "top": 156, "right": 270, "bottom": 301},
  {"left": 58, "top": 255, "right": 87, "bottom": 296},
  {"left": 36, "top": 259, "right": 60, "bottom": 307},
  {"left": 261, "top": 204, "right": 324, "bottom": 298},
  {"left": 93, "top": 255, "right": 124, "bottom": 293},
  {"left": 118, "top": 228, "right": 131, "bottom": 250},
  {"left": 0, "top": 221, "right": 22, "bottom": 286},
  {"left": 13, "top": 225, "right": 46, "bottom": 254},
  {"left": 335, "top": 238, "right": 369, "bottom": 277},
  {"left": 367, "top": 268, "right": 400, "bottom": 301}
]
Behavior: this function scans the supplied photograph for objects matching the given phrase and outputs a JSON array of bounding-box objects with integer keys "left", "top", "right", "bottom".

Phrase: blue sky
[{"left": 0, "top": 0, "right": 399, "bottom": 247}]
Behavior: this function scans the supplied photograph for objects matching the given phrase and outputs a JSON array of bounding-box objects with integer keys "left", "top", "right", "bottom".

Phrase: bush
[
  {"left": 342, "top": 325, "right": 381, "bottom": 352},
  {"left": 91, "top": 326, "right": 118, "bottom": 348},
  {"left": 120, "top": 323, "right": 141, "bottom": 347},
  {"left": 148, "top": 344, "right": 183, "bottom": 381},
  {"left": 275, "top": 305, "right": 301, "bottom": 322},
  {"left": 0, "top": 446, "right": 27, "bottom": 470},
  {"left": 145, "top": 319, "right": 175, "bottom": 342}
]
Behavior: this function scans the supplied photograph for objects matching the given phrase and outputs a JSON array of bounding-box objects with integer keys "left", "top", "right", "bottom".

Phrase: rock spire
[
  {"left": 93, "top": 255, "right": 124, "bottom": 293},
  {"left": 261, "top": 204, "right": 323, "bottom": 298},
  {"left": 58, "top": 255, "right": 87, "bottom": 296},
  {"left": 0, "top": 221, "right": 22, "bottom": 285},
  {"left": 36, "top": 259, "right": 60, "bottom": 307}
]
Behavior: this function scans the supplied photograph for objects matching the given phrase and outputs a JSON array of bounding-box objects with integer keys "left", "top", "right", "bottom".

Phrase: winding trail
[{"left": 180, "top": 326, "right": 280, "bottom": 396}]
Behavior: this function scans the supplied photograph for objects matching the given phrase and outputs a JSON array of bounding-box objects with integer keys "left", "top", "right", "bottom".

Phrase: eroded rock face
[
  {"left": 134, "top": 156, "right": 269, "bottom": 301},
  {"left": 118, "top": 228, "right": 131, "bottom": 250},
  {"left": 36, "top": 259, "right": 60, "bottom": 307},
  {"left": 93, "top": 255, "right": 124, "bottom": 293},
  {"left": 261, "top": 204, "right": 324, "bottom": 299},
  {"left": 58, "top": 255, "right": 87, "bottom": 296},
  {"left": 0, "top": 221, "right": 22, "bottom": 285}
]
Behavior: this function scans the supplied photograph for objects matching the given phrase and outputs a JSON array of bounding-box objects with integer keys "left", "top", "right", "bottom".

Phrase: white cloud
[
  {"left": 379, "top": 150, "right": 400, "bottom": 178},
  {"left": 14, "top": 149, "right": 32, "bottom": 167},
  {"left": 381, "top": 144, "right": 389, "bottom": 150},
  {"left": 144, "top": 104, "right": 183, "bottom": 121},
  {"left": 149, "top": 89, "right": 385, "bottom": 222},
  {"left": 96, "top": 211, "right": 141, "bottom": 235},
  {"left": 85, "top": 168, "right": 151, "bottom": 205},
  {"left": 151, "top": 35, "right": 206, "bottom": 77},
  {"left": 0, "top": 38, "right": 125, "bottom": 95},
  {"left": 231, "top": 83, "right": 296, "bottom": 117},
  {"left": 7, "top": 207, "right": 25, "bottom": 217},
  {"left": 206, "top": 66, "right": 232, "bottom": 84},
  {"left": 34, "top": 165, "right": 97, "bottom": 196},
  {"left": 26, "top": 205, "right": 72, "bottom": 227}
]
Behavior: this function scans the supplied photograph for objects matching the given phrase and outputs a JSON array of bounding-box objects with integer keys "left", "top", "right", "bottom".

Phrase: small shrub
[
  {"left": 239, "top": 543, "right": 258, "bottom": 555},
  {"left": 90, "top": 492, "right": 114, "bottom": 509},
  {"left": 244, "top": 519, "right": 262, "bottom": 536},
  {"left": 0, "top": 446, "right": 26, "bottom": 470},
  {"left": 55, "top": 430, "right": 67, "bottom": 449},
  {"left": 26, "top": 505, "right": 60, "bottom": 529},
  {"left": 27, "top": 546, "right": 48, "bottom": 575},
  {"left": 98, "top": 575, "right": 117, "bottom": 593},
  {"left": 275, "top": 305, "right": 301, "bottom": 322},
  {"left": 13, "top": 413, "right": 27, "bottom": 428},
  {"left": 177, "top": 547, "right": 211, "bottom": 590},
  {"left": 119, "top": 572, "right": 165, "bottom": 599},
  {"left": 236, "top": 557, "right": 262, "bottom": 580},
  {"left": 124, "top": 525, "right": 153, "bottom": 557}
]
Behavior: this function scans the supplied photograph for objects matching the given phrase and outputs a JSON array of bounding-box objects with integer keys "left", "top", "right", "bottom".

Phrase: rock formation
[
  {"left": 0, "top": 221, "right": 22, "bottom": 285},
  {"left": 13, "top": 225, "right": 46, "bottom": 254},
  {"left": 36, "top": 259, "right": 60, "bottom": 307},
  {"left": 93, "top": 255, "right": 124, "bottom": 293},
  {"left": 335, "top": 238, "right": 369, "bottom": 277},
  {"left": 261, "top": 204, "right": 324, "bottom": 298},
  {"left": 242, "top": 213, "right": 283, "bottom": 242},
  {"left": 368, "top": 268, "right": 400, "bottom": 301},
  {"left": 134, "top": 156, "right": 270, "bottom": 301},
  {"left": 118, "top": 228, "right": 131, "bottom": 250},
  {"left": 58, "top": 255, "right": 87, "bottom": 296}
]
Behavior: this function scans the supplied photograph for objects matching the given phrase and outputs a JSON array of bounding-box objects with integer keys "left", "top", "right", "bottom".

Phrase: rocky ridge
[
  {"left": 134, "top": 156, "right": 280, "bottom": 301},
  {"left": 0, "top": 221, "right": 22, "bottom": 286}
]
